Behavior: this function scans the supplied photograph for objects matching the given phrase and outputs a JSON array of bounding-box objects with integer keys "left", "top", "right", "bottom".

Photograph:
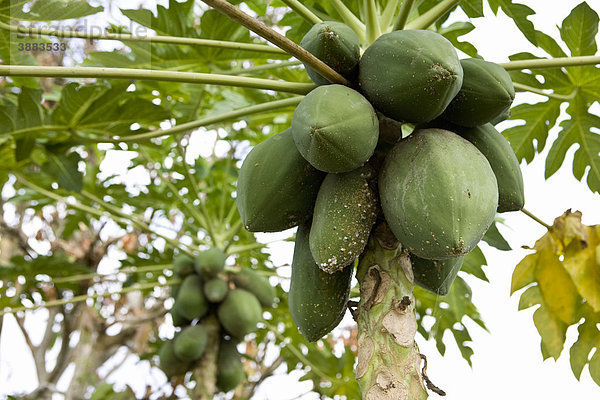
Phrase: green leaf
[
  {"left": 0, "top": 0, "right": 102, "bottom": 22},
  {"left": 482, "top": 222, "right": 511, "bottom": 251},
  {"left": 569, "top": 305, "right": 600, "bottom": 379},
  {"left": 461, "top": 246, "right": 488, "bottom": 282},
  {"left": 460, "top": 0, "right": 484, "bottom": 18},
  {"left": 560, "top": 2, "right": 599, "bottom": 57},
  {"left": 488, "top": 0, "right": 538, "bottom": 45},
  {"left": 43, "top": 152, "right": 83, "bottom": 192},
  {"left": 438, "top": 22, "right": 479, "bottom": 58}
]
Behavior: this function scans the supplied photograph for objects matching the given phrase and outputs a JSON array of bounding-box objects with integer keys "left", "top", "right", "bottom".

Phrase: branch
[
  {"left": 241, "top": 355, "right": 284, "bottom": 398},
  {"left": 0, "top": 20, "right": 287, "bottom": 54},
  {"left": 405, "top": 0, "right": 460, "bottom": 30},
  {"left": 47, "top": 304, "right": 76, "bottom": 383},
  {"left": 0, "top": 65, "right": 315, "bottom": 95},
  {"left": 201, "top": 0, "right": 349, "bottom": 85},
  {"left": 513, "top": 83, "right": 577, "bottom": 101},
  {"left": 280, "top": 0, "right": 322, "bottom": 24},
  {"left": 501, "top": 55, "right": 600, "bottom": 70},
  {"left": 15, "top": 315, "right": 46, "bottom": 380},
  {"left": 521, "top": 208, "right": 551, "bottom": 230}
]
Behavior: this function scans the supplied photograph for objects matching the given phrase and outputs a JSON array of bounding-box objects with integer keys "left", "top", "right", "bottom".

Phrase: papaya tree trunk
[
  {"left": 192, "top": 315, "right": 220, "bottom": 399},
  {"left": 355, "top": 236, "right": 428, "bottom": 400}
]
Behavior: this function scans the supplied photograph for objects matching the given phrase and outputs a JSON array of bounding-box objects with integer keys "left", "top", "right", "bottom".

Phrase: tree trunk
[
  {"left": 192, "top": 315, "right": 220, "bottom": 400},
  {"left": 356, "top": 237, "right": 428, "bottom": 400}
]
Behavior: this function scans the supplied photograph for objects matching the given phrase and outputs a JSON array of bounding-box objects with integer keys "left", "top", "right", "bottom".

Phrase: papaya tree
[{"left": 0, "top": 0, "right": 599, "bottom": 399}]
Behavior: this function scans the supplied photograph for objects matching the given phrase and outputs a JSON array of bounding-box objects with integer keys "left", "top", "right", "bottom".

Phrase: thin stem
[
  {"left": 365, "top": 0, "right": 382, "bottom": 45},
  {"left": 95, "top": 96, "right": 303, "bottom": 143},
  {"left": 500, "top": 55, "right": 600, "bottom": 70},
  {"left": 393, "top": 0, "right": 415, "bottom": 30},
  {"left": 51, "top": 264, "right": 172, "bottom": 284},
  {"left": 0, "top": 280, "right": 180, "bottom": 316},
  {"left": 0, "top": 20, "right": 287, "bottom": 55},
  {"left": 513, "top": 83, "right": 576, "bottom": 101},
  {"left": 221, "top": 60, "right": 303, "bottom": 76},
  {"left": 7, "top": 125, "right": 70, "bottom": 139},
  {"left": 280, "top": 0, "right": 322, "bottom": 25},
  {"left": 201, "top": 0, "right": 348, "bottom": 85},
  {"left": 330, "top": 0, "right": 367, "bottom": 44},
  {"left": 226, "top": 242, "right": 266, "bottom": 255},
  {"left": 521, "top": 208, "right": 551, "bottom": 230},
  {"left": 405, "top": 0, "right": 460, "bottom": 30},
  {"left": 0, "top": 65, "right": 315, "bottom": 95},
  {"left": 381, "top": 0, "right": 401, "bottom": 31}
]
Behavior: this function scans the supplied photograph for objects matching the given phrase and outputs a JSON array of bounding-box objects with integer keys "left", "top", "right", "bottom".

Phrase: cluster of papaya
[
  {"left": 236, "top": 22, "right": 523, "bottom": 342},
  {"left": 158, "top": 248, "right": 275, "bottom": 392}
]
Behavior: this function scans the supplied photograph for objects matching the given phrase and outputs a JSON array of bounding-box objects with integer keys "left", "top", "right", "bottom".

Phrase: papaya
[
  {"left": 158, "top": 340, "right": 190, "bottom": 378},
  {"left": 442, "top": 58, "right": 515, "bottom": 127},
  {"left": 451, "top": 123, "right": 524, "bottom": 212},
  {"left": 170, "top": 306, "right": 191, "bottom": 327},
  {"left": 216, "top": 339, "right": 245, "bottom": 392},
  {"left": 173, "top": 254, "right": 196, "bottom": 278},
  {"left": 217, "top": 289, "right": 262, "bottom": 339},
  {"left": 203, "top": 278, "right": 229, "bottom": 303},
  {"left": 410, "top": 254, "right": 464, "bottom": 296},
  {"left": 173, "top": 325, "right": 209, "bottom": 362},
  {"left": 194, "top": 247, "right": 226, "bottom": 277},
  {"left": 291, "top": 84, "right": 379, "bottom": 173},
  {"left": 289, "top": 223, "right": 353, "bottom": 342},
  {"left": 171, "top": 283, "right": 181, "bottom": 299},
  {"left": 490, "top": 107, "right": 511, "bottom": 125},
  {"left": 237, "top": 129, "right": 325, "bottom": 232},
  {"left": 309, "top": 166, "right": 378, "bottom": 273},
  {"left": 173, "top": 275, "right": 209, "bottom": 321},
  {"left": 231, "top": 269, "right": 275, "bottom": 308},
  {"left": 299, "top": 21, "right": 361, "bottom": 85},
  {"left": 379, "top": 128, "right": 498, "bottom": 259},
  {"left": 359, "top": 30, "right": 463, "bottom": 124}
]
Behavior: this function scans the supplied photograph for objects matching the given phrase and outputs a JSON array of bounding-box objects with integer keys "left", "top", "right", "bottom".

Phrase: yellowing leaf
[{"left": 562, "top": 224, "right": 600, "bottom": 311}]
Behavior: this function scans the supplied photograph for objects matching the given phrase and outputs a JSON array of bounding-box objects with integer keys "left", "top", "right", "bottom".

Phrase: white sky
[{"left": 2, "top": 1, "right": 600, "bottom": 399}]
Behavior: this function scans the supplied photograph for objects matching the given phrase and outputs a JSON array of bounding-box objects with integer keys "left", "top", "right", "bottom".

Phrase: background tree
[{"left": 0, "top": 0, "right": 598, "bottom": 399}]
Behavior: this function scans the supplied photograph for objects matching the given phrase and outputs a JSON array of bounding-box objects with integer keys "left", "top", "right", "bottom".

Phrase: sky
[{"left": 1, "top": 0, "right": 600, "bottom": 399}]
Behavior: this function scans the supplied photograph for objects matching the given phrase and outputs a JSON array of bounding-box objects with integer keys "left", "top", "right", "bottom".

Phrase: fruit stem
[
  {"left": 0, "top": 279, "right": 180, "bottom": 316},
  {"left": 330, "top": 0, "right": 368, "bottom": 44},
  {"left": 500, "top": 55, "right": 600, "bottom": 70},
  {"left": 380, "top": 0, "right": 401, "bottom": 32},
  {"left": 365, "top": 0, "right": 383, "bottom": 44},
  {"left": 220, "top": 60, "right": 303, "bottom": 76},
  {"left": 0, "top": 65, "right": 315, "bottom": 95},
  {"left": 280, "top": 0, "right": 322, "bottom": 25},
  {"left": 0, "top": 20, "right": 287, "bottom": 55},
  {"left": 405, "top": 0, "right": 460, "bottom": 30},
  {"left": 393, "top": 0, "right": 415, "bottom": 30},
  {"left": 201, "top": 0, "right": 349, "bottom": 85},
  {"left": 521, "top": 208, "right": 552, "bottom": 230},
  {"left": 513, "top": 83, "right": 577, "bottom": 101}
]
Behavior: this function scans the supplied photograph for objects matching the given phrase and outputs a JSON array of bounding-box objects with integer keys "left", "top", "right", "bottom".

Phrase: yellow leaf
[
  {"left": 552, "top": 210, "right": 588, "bottom": 253},
  {"left": 562, "top": 225, "right": 600, "bottom": 311}
]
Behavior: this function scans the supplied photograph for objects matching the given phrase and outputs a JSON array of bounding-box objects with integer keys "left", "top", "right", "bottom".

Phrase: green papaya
[
  {"left": 171, "top": 283, "right": 181, "bottom": 300},
  {"left": 158, "top": 340, "right": 190, "bottom": 378},
  {"left": 359, "top": 30, "right": 463, "bottom": 124},
  {"left": 410, "top": 254, "right": 464, "bottom": 296},
  {"left": 217, "top": 289, "right": 262, "bottom": 339},
  {"left": 216, "top": 339, "right": 245, "bottom": 392},
  {"left": 173, "top": 325, "right": 209, "bottom": 362},
  {"left": 291, "top": 84, "right": 379, "bottom": 173},
  {"left": 299, "top": 21, "right": 361, "bottom": 85},
  {"left": 237, "top": 129, "right": 325, "bottom": 232},
  {"left": 442, "top": 58, "right": 515, "bottom": 127},
  {"left": 379, "top": 128, "right": 498, "bottom": 259},
  {"left": 194, "top": 247, "right": 226, "bottom": 277},
  {"left": 490, "top": 108, "right": 511, "bottom": 125},
  {"left": 231, "top": 269, "right": 275, "bottom": 308},
  {"left": 203, "top": 277, "right": 229, "bottom": 303},
  {"left": 170, "top": 306, "right": 191, "bottom": 327},
  {"left": 450, "top": 123, "right": 524, "bottom": 212},
  {"left": 173, "top": 275, "right": 209, "bottom": 321},
  {"left": 289, "top": 223, "right": 353, "bottom": 342},
  {"left": 173, "top": 254, "right": 196, "bottom": 278},
  {"left": 309, "top": 166, "right": 378, "bottom": 273}
]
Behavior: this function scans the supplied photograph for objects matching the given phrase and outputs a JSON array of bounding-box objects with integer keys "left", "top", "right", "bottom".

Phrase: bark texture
[
  {"left": 192, "top": 315, "right": 220, "bottom": 399},
  {"left": 356, "top": 238, "right": 428, "bottom": 400}
]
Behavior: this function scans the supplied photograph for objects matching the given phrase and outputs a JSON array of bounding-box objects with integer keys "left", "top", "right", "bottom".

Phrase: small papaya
[
  {"left": 237, "top": 129, "right": 325, "bottom": 232},
  {"left": 379, "top": 128, "right": 498, "bottom": 259},
  {"left": 309, "top": 166, "right": 378, "bottom": 273},
  {"left": 173, "top": 254, "right": 196, "bottom": 278},
  {"left": 170, "top": 306, "right": 191, "bottom": 327},
  {"left": 217, "top": 289, "right": 262, "bottom": 339},
  {"left": 173, "top": 275, "right": 209, "bottom": 321},
  {"left": 216, "top": 339, "right": 245, "bottom": 392},
  {"left": 359, "top": 30, "right": 463, "bottom": 123},
  {"left": 231, "top": 269, "right": 275, "bottom": 308},
  {"left": 203, "top": 278, "right": 229, "bottom": 303},
  {"left": 300, "top": 21, "right": 361, "bottom": 85},
  {"left": 410, "top": 254, "right": 464, "bottom": 296},
  {"left": 291, "top": 84, "right": 379, "bottom": 173},
  {"left": 173, "top": 325, "right": 209, "bottom": 362},
  {"left": 289, "top": 223, "right": 353, "bottom": 342},
  {"left": 194, "top": 247, "right": 226, "bottom": 277},
  {"left": 442, "top": 58, "right": 515, "bottom": 127},
  {"left": 158, "top": 340, "right": 190, "bottom": 378}
]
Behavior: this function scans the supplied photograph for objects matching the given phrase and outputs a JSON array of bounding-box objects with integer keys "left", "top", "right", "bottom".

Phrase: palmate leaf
[
  {"left": 511, "top": 210, "right": 600, "bottom": 378},
  {"left": 487, "top": 0, "right": 538, "bottom": 45}
]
